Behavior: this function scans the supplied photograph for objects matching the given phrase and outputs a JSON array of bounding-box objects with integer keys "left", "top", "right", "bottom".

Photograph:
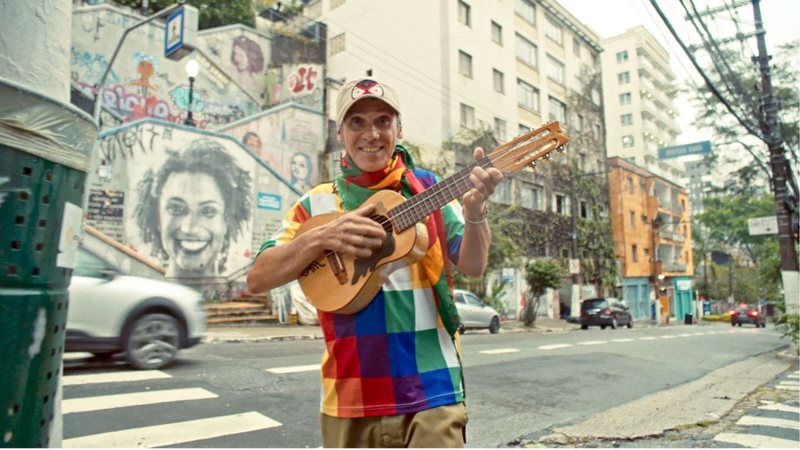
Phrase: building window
[
  {"left": 616, "top": 50, "right": 629, "bottom": 63},
  {"left": 520, "top": 183, "right": 542, "bottom": 210},
  {"left": 494, "top": 117, "right": 507, "bottom": 142},
  {"left": 491, "top": 21, "right": 503, "bottom": 45},
  {"left": 519, "top": 123, "right": 531, "bottom": 135},
  {"left": 555, "top": 194, "right": 569, "bottom": 215},
  {"left": 329, "top": 32, "right": 346, "bottom": 56},
  {"left": 460, "top": 103, "right": 475, "bottom": 129},
  {"left": 618, "top": 71, "right": 631, "bottom": 84},
  {"left": 495, "top": 179, "right": 512, "bottom": 204},
  {"left": 546, "top": 54, "right": 565, "bottom": 84},
  {"left": 619, "top": 92, "right": 632, "bottom": 105},
  {"left": 632, "top": 244, "right": 638, "bottom": 262},
  {"left": 629, "top": 210, "right": 635, "bottom": 227},
  {"left": 626, "top": 176, "right": 634, "bottom": 193},
  {"left": 622, "top": 135, "right": 635, "bottom": 148},
  {"left": 517, "top": 79, "right": 539, "bottom": 112},
  {"left": 493, "top": 69, "right": 505, "bottom": 93},
  {"left": 576, "top": 114, "right": 584, "bottom": 131},
  {"left": 621, "top": 113, "right": 633, "bottom": 126},
  {"left": 580, "top": 200, "right": 589, "bottom": 218},
  {"left": 515, "top": 0, "right": 536, "bottom": 25},
  {"left": 573, "top": 38, "right": 581, "bottom": 56},
  {"left": 459, "top": 50, "right": 473, "bottom": 78},
  {"left": 592, "top": 123, "right": 601, "bottom": 140},
  {"left": 641, "top": 214, "right": 648, "bottom": 224},
  {"left": 548, "top": 96, "right": 566, "bottom": 123},
  {"left": 458, "top": 0, "right": 471, "bottom": 26},
  {"left": 516, "top": 34, "right": 538, "bottom": 68},
  {"left": 545, "top": 16, "right": 563, "bottom": 45}
]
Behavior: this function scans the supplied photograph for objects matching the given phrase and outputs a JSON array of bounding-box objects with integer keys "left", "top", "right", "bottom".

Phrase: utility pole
[{"left": 751, "top": 0, "right": 800, "bottom": 313}]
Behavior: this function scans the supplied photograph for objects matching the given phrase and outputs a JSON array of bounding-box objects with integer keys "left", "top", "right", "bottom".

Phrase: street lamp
[{"left": 184, "top": 59, "right": 199, "bottom": 127}]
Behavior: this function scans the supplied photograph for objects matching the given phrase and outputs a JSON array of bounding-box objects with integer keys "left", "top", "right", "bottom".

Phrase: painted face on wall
[
  {"left": 243, "top": 134, "right": 262, "bottom": 156},
  {"left": 232, "top": 45, "right": 248, "bottom": 72},
  {"left": 290, "top": 153, "right": 309, "bottom": 181},
  {"left": 159, "top": 172, "right": 227, "bottom": 276},
  {"left": 337, "top": 98, "right": 402, "bottom": 173}
]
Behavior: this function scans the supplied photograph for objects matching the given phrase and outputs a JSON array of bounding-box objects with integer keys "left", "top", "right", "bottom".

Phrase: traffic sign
[
  {"left": 164, "top": 7, "right": 184, "bottom": 58},
  {"left": 568, "top": 259, "right": 580, "bottom": 275},
  {"left": 658, "top": 141, "right": 711, "bottom": 159},
  {"left": 748, "top": 215, "right": 778, "bottom": 235}
]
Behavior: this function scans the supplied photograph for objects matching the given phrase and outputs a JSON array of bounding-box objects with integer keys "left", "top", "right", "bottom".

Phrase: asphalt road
[{"left": 61, "top": 322, "right": 790, "bottom": 448}]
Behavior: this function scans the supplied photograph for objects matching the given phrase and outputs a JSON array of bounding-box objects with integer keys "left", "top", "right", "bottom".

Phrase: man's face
[
  {"left": 159, "top": 172, "right": 227, "bottom": 275},
  {"left": 337, "top": 98, "right": 402, "bottom": 172}
]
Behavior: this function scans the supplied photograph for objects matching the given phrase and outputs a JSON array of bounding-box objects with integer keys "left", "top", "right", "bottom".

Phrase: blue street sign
[
  {"left": 257, "top": 192, "right": 282, "bottom": 211},
  {"left": 658, "top": 140, "right": 711, "bottom": 159},
  {"left": 164, "top": 7, "right": 184, "bottom": 58}
]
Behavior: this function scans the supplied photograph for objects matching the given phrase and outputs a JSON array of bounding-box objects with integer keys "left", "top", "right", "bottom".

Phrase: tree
[
  {"left": 114, "top": 0, "right": 256, "bottom": 29},
  {"left": 523, "top": 260, "right": 562, "bottom": 327}
]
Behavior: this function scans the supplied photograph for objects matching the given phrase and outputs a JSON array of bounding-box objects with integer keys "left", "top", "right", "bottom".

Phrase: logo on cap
[{"left": 351, "top": 79, "right": 384, "bottom": 99}]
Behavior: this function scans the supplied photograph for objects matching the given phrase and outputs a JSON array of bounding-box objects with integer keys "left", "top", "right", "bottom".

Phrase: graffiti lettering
[
  {"left": 288, "top": 66, "right": 319, "bottom": 96},
  {"left": 100, "top": 84, "right": 173, "bottom": 121}
]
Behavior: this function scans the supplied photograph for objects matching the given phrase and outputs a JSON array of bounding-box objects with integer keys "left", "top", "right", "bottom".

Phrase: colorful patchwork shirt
[{"left": 258, "top": 169, "right": 466, "bottom": 418}]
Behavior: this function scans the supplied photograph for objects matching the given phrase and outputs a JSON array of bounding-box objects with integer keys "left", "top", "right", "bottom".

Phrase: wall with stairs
[{"left": 206, "top": 292, "right": 279, "bottom": 326}]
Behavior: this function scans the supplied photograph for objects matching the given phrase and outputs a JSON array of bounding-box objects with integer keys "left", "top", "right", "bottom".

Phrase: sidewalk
[{"left": 202, "top": 316, "right": 706, "bottom": 344}]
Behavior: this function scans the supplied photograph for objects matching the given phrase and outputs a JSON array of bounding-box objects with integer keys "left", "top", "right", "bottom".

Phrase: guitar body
[{"left": 295, "top": 190, "right": 430, "bottom": 314}]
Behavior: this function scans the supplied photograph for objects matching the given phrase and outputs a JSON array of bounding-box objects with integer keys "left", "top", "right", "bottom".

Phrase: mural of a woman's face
[
  {"left": 243, "top": 134, "right": 262, "bottom": 156},
  {"left": 232, "top": 44, "right": 249, "bottom": 73},
  {"left": 159, "top": 172, "right": 227, "bottom": 275},
  {"left": 290, "top": 154, "right": 309, "bottom": 182}
]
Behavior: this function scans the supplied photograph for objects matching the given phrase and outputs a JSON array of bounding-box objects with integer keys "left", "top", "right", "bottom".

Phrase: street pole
[
  {"left": 751, "top": 0, "right": 800, "bottom": 314},
  {"left": 569, "top": 175, "right": 580, "bottom": 319}
]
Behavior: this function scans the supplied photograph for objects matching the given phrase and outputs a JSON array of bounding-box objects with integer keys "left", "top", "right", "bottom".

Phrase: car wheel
[
  {"left": 737, "top": 323, "right": 742, "bottom": 327},
  {"left": 626, "top": 317, "right": 633, "bottom": 328},
  {"left": 611, "top": 318, "right": 618, "bottom": 329},
  {"left": 601, "top": 325, "right": 606, "bottom": 330},
  {"left": 489, "top": 317, "right": 500, "bottom": 334},
  {"left": 581, "top": 324, "right": 588, "bottom": 330},
  {"left": 731, "top": 321, "right": 735, "bottom": 327},
  {"left": 123, "top": 313, "right": 181, "bottom": 370}
]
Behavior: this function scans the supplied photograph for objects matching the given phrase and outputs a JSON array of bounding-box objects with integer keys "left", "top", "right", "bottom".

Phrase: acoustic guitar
[{"left": 295, "top": 121, "right": 569, "bottom": 314}]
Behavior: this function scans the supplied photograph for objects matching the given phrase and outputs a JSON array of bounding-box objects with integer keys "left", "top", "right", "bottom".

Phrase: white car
[
  {"left": 454, "top": 289, "right": 501, "bottom": 334},
  {"left": 66, "top": 248, "right": 207, "bottom": 369}
]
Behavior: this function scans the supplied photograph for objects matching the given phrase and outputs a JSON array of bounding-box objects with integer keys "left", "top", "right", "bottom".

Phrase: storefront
[{"left": 622, "top": 277, "right": 651, "bottom": 320}]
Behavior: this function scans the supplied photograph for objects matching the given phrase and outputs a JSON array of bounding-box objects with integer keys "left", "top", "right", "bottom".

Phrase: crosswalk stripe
[
  {"left": 677, "top": 333, "right": 691, "bottom": 337},
  {"left": 479, "top": 348, "right": 520, "bottom": 354},
  {"left": 714, "top": 432, "right": 798, "bottom": 448},
  {"left": 787, "top": 374, "right": 799, "bottom": 379},
  {"left": 759, "top": 403, "right": 800, "bottom": 414},
  {"left": 660, "top": 335, "right": 677, "bottom": 339},
  {"left": 63, "top": 371, "right": 171, "bottom": 386},
  {"left": 63, "top": 388, "right": 218, "bottom": 414},
  {"left": 638, "top": 337, "right": 657, "bottom": 340},
  {"left": 63, "top": 411, "right": 282, "bottom": 448},
  {"left": 266, "top": 364, "right": 320, "bottom": 374},
  {"left": 538, "top": 344, "right": 572, "bottom": 350},
  {"left": 611, "top": 339, "right": 634, "bottom": 343},
  {"left": 738, "top": 415, "right": 800, "bottom": 429},
  {"left": 578, "top": 341, "right": 606, "bottom": 346},
  {"left": 775, "top": 384, "right": 799, "bottom": 391}
]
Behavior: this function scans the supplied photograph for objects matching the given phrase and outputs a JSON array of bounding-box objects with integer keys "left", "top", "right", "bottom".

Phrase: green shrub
[{"left": 776, "top": 313, "right": 799, "bottom": 347}]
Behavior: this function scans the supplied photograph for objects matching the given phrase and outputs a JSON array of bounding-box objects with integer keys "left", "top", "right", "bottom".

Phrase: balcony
[
  {"left": 662, "top": 261, "right": 687, "bottom": 273},
  {"left": 659, "top": 230, "right": 685, "bottom": 243}
]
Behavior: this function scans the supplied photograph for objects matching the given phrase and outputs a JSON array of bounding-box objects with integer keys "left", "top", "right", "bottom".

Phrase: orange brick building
[{"left": 608, "top": 157, "right": 694, "bottom": 320}]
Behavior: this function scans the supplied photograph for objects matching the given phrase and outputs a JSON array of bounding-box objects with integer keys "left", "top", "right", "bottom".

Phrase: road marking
[
  {"left": 266, "top": 364, "right": 320, "bottom": 374},
  {"left": 759, "top": 403, "right": 800, "bottom": 414},
  {"left": 63, "top": 411, "right": 281, "bottom": 448},
  {"left": 775, "top": 384, "right": 799, "bottom": 391},
  {"left": 738, "top": 415, "right": 800, "bottom": 429},
  {"left": 714, "top": 432, "right": 798, "bottom": 448},
  {"left": 578, "top": 341, "right": 606, "bottom": 346},
  {"left": 63, "top": 371, "right": 171, "bottom": 386},
  {"left": 63, "top": 388, "right": 217, "bottom": 414},
  {"left": 786, "top": 373, "right": 799, "bottom": 379},
  {"left": 660, "top": 335, "right": 677, "bottom": 339},
  {"left": 538, "top": 344, "right": 572, "bottom": 350},
  {"left": 638, "top": 337, "right": 657, "bottom": 340},
  {"left": 479, "top": 348, "right": 520, "bottom": 354},
  {"left": 677, "top": 333, "right": 691, "bottom": 337},
  {"left": 691, "top": 332, "right": 705, "bottom": 336},
  {"left": 611, "top": 338, "right": 634, "bottom": 343}
]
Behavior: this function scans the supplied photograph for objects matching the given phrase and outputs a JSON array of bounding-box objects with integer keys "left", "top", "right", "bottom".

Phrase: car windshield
[{"left": 581, "top": 299, "right": 607, "bottom": 311}]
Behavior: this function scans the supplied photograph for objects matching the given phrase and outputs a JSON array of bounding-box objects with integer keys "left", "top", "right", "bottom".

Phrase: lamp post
[{"left": 184, "top": 59, "right": 199, "bottom": 127}]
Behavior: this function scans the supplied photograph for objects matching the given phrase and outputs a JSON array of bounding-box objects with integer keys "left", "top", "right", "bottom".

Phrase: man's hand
[
  {"left": 463, "top": 147, "right": 504, "bottom": 219},
  {"left": 318, "top": 203, "right": 387, "bottom": 258}
]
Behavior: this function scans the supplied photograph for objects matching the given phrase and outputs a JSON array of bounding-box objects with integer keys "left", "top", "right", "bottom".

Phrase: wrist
[{"left": 463, "top": 203, "right": 488, "bottom": 224}]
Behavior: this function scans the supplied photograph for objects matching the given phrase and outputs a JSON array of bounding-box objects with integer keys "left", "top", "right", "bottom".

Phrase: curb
[{"left": 203, "top": 334, "right": 324, "bottom": 344}]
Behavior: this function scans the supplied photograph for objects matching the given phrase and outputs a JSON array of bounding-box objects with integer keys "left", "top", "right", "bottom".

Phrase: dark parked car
[
  {"left": 729, "top": 307, "right": 766, "bottom": 327},
  {"left": 454, "top": 289, "right": 501, "bottom": 334},
  {"left": 580, "top": 297, "right": 633, "bottom": 330}
]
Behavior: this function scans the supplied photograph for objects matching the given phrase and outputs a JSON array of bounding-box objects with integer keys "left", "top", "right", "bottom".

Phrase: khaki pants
[{"left": 320, "top": 403, "right": 468, "bottom": 448}]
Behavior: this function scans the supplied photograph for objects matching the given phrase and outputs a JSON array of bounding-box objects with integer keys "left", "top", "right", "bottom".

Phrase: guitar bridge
[{"left": 325, "top": 251, "right": 349, "bottom": 285}]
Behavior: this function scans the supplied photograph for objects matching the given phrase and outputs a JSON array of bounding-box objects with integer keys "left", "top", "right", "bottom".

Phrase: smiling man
[{"left": 247, "top": 77, "right": 503, "bottom": 448}]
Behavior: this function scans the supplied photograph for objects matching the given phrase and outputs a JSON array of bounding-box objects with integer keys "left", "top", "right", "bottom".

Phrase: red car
[{"left": 728, "top": 307, "right": 766, "bottom": 328}]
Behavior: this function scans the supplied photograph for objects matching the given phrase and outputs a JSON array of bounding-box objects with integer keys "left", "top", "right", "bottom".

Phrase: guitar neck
[{"left": 389, "top": 157, "right": 493, "bottom": 232}]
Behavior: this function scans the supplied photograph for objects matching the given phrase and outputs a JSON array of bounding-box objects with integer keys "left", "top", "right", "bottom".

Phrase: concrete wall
[{"left": 87, "top": 119, "right": 300, "bottom": 298}]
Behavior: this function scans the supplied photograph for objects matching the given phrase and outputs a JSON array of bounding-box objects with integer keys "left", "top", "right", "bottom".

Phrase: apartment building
[
  {"left": 601, "top": 26, "right": 685, "bottom": 184},
  {"left": 608, "top": 157, "right": 694, "bottom": 321}
]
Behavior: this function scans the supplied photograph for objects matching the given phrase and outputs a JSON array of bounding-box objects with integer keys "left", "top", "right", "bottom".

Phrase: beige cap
[{"left": 336, "top": 78, "right": 401, "bottom": 128}]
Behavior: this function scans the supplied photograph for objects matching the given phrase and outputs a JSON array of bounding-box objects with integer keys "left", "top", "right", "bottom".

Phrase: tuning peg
[
  {"left": 528, "top": 161, "right": 537, "bottom": 169},
  {"left": 544, "top": 152, "right": 552, "bottom": 160},
  {"left": 557, "top": 145, "right": 566, "bottom": 153}
]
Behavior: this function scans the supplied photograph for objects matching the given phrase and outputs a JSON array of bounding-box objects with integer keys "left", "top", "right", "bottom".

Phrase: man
[{"left": 247, "top": 78, "right": 503, "bottom": 447}]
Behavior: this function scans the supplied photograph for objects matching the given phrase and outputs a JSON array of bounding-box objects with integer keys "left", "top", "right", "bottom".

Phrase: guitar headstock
[{"left": 488, "top": 121, "right": 569, "bottom": 173}]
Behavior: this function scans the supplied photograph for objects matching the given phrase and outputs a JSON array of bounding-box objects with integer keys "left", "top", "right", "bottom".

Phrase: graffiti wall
[
  {"left": 88, "top": 119, "right": 300, "bottom": 296},
  {"left": 217, "top": 103, "right": 325, "bottom": 192},
  {"left": 71, "top": 5, "right": 259, "bottom": 129}
]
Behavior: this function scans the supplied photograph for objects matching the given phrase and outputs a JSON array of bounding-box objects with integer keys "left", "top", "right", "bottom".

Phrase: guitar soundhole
[
  {"left": 370, "top": 214, "right": 393, "bottom": 234},
  {"left": 352, "top": 214, "right": 395, "bottom": 286}
]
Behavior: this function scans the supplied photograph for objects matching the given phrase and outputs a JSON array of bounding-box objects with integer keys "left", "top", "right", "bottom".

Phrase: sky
[{"left": 557, "top": 0, "right": 800, "bottom": 145}]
